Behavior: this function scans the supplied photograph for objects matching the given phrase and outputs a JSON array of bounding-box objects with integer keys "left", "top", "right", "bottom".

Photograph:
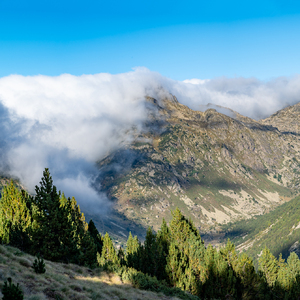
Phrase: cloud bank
[{"left": 0, "top": 68, "right": 299, "bottom": 212}]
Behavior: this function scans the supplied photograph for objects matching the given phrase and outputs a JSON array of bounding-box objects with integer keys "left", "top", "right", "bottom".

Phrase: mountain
[
  {"left": 89, "top": 94, "right": 300, "bottom": 244},
  {"left": 261, "top": 102, "right": 300, "bottom": 134},
  {"left": 223, "top": 194, "right": 300, "bottom": 265}
]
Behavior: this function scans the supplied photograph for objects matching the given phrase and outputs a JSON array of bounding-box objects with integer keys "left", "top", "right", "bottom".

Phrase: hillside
[
  {"left": 90, "top": 94, "right": 300, "bottom": 243},
  {"left": 222, "top": 194, "right": 300, "bottom": 264},
  {"left": 261, "top": 102, "right": 300, "bottom": 134},
  {"left": 0, "top": 244, "right": 181, "bottom": 300}
]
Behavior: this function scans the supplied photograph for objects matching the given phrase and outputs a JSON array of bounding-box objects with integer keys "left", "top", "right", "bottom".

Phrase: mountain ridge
[{"left": 88, "top": 94, "right": 300, "bottom": 245}]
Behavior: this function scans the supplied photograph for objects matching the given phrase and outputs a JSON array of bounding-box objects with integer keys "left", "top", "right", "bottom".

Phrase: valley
[{"left": 88, "top": 94, "right": 300, "bottom": 251}]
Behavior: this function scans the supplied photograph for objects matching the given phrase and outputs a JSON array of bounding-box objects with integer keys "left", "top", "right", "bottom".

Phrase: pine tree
[
  {"left": 60, "top": 194, "right": 97, "bottom": 265},
  {"left": 232, "top": 252, "right": 259, "bottom": 299},
  {"left": 258, "top": 247, "right": 279, "bottom": 287},
  {"left": 156, "top": 219, "right": 171, "bottom": 281},
  {"left": 77, "top": 231, "right": 97, "bottom": 267},
  {"left": 140, "top": 228, "right": 158, "bottom": 276},
  {"left": 31, "top": 168, "right": 77, "bottom": 262},
  {"left": 125, "top": 232, "right": 140, "bottom": 269},
  {"left": 287, "top": 252, "right": 300, "bottom": 298},
  {"left": 201, "top": 244, "right": 217, "bottom": 298},
  {"left": 98, "top": 232, "right": 119, "bottom": 267},
  {"left": 166, "top": 241, "right": 182, "bottom": 286},
  {"left": 157, "top": 218, "right": 170, "bottom": 250},
  {"left": 0, "top": 181, "right": 32, "bottom": 250},
  {"left": 275, "top": 252, "right": 300, "bottom": 298},
  {"left": 169, "top": 208, "right": 202, "bottom": 249},
  {"left": 186, "top": 234, "right": 206, "bottom": 294},
  {"left": 88, "top": 219, "right": 103, "bottom": 254},
  {"left": 166, "top": 208, "right": 205, "bottom": 294}
]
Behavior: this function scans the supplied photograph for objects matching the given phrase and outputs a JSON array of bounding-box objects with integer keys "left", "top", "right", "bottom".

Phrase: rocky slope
[
  {"left": 261, "top": 102, "right": 300, "bottom": 134},
  {"left": 90, "top": 95, "right": 300, "bottom": 244}
]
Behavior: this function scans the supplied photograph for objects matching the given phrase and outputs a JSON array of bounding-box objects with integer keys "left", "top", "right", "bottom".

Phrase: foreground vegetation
[
  {"left": 0, "top": 244, "right": 182, "bottom": 300},
  {"left": 1, "top": 169, "right": 300, "bottom": 299}
]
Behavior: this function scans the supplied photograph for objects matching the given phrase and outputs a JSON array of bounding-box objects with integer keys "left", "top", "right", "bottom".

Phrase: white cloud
[
  {"left": 0, "top": 68, "right": 163, "bottom": 211},
  {"left": 183, "top": 78, "right": 209, "bottom": 85},
  {"left": 0, "top": 68, "right": 299, "bottom": 211}
]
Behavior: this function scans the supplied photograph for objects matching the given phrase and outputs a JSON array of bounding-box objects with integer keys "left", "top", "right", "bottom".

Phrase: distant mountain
[
  {"left": 261, "top": 102, "right": 300, "bottom": 134},
  {"left": 89, "top": 94, "right": 300, "bottom": 244}
]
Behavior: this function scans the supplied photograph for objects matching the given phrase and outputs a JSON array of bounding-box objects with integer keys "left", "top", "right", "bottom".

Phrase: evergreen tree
[
  {"left": 196, "top": 243, "right": 239, "bottom": 299},
  {"left": 275, "top": 252, "right": 300, "bottom": 298},
  {"left": 201, "top": 244, "right": 218, "bottom": 298},
  {"left": 98, "top": 232, "right": 119, "bottom": 267},
  {"left": 31, "top": 168, "right": 77, "bottom": 262},
  {"left": 140, "top": 228, "right": 159, "bottom": 276},
  {"left": 166, "top": 208, "right": 206, "bottom": 294},
  {"left": 77, "top": 231, "right": 97, "bottom": 267},
  {"left": 0, "top": 181, "right": 32, "bottom": 250},
  {"left": 166, "top": 241, "right": 183, "bottom": 286},
  {"left": 125, "top": 232, "right": 140, "bottom": 269},
  {"left": 232, "top": 252, "right": 259, "bottom": 299},
  {"left": 169, "top": 208, "right": 203, "bottom": 252},
  {"left": 157, "top": 218, "right": 170, "bottom": 251},
  {"left": 286, "top": 252, "right": 300, "bottom": 298},
  {"left": 88, "top": 219, "right": 103, "bottom": 254},
  {"left": 259, "top": 247, "right": 279, "bottom": 287},
  {"left": 156, "top": 219, "right": 171, "bottom": 281},
  {"left": 60, "top": 194, "right": 97, "bottom": 266}
]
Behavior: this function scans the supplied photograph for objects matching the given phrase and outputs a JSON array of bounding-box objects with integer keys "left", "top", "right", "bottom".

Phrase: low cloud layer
[
  {"left": 0, "top": 68, "right": 299, "bottom": 212},
  {"left": 180, "top": 76, "right": 300, "bottom": 119}
]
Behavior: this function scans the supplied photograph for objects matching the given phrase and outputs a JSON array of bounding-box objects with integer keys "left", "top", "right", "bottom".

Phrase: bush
[
  {"left": 32, "top": 256, "right": 46, "bottom": 274},
  {"left": 2, "top": 277, "right": 24, "bottom": 300},
  {"left": 120, "top": 267, "right": 138, "bottom": 283},
  {"left": 119, "top": 267, "right": 198, "bottom": 300}
]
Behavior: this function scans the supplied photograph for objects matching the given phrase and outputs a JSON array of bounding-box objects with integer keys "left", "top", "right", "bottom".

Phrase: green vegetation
[
  {"left": 32, "top": 256, "right": 46, "bottom": 274},
  {"left": 223, "top": 194, "right": 300, "bottom": 262},
  {"left": 0, "top": 244, "right": 178, "bottom": 300},
  {"left": 0, "top": 169, "right": 98, "bottom": 267},
  {"left": 2, "top": 169, "right": 300, "bottom": 299},
  {"left": 2, "top": 278, "right": 24, "bottom": 300}
]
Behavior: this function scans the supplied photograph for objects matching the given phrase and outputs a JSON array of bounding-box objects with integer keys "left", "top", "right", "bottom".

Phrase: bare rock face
[{"left": 93, "top": 94, "right": 300, "bottom": 240}]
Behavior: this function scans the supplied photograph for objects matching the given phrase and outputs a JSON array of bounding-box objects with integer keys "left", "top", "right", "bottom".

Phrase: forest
[{"left": 1, "top": 169, "right": 300, "bottom": 300}]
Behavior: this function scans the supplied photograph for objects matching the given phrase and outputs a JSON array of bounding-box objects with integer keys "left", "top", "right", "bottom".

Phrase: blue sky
[{"left": 1, "top": 0, "right": 300, "bottom": 80}]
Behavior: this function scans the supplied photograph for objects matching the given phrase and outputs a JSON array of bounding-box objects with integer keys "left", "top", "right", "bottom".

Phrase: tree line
[
  {"left": 0, "top": 168, "right": 102, "bottom": 266},
  {"left": 1, "top": 169, "right": 300, "bottom": 299}
]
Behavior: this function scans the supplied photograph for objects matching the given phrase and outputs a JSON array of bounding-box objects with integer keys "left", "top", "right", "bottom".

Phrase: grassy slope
[
  {"left": 222, "top": 194, "right": 300, "bottom": 264},
  {"left": 0, "top": 244, "right": 180, "bottom": 300}
]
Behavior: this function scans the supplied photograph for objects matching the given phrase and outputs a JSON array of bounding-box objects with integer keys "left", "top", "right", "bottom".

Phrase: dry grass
[{"left": 0, "top": 244, "right": 180, "bottom": 300}]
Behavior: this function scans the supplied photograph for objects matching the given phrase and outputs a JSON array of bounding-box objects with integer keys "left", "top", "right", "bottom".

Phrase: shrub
[
  {"left": 32, "top": 256, "right": 46, "bottom": 274},
  {"left": 2, "top": 277, "right": 24, "bottom": 300},
  {"left": 120, "top": 267, "right": 198, "bottom": 300}
]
